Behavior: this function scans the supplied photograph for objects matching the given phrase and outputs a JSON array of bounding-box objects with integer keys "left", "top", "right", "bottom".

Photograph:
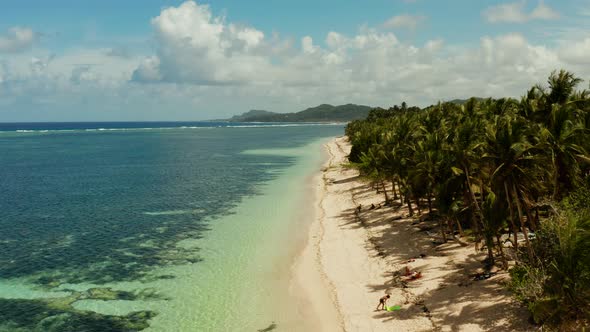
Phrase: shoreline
[
  {"left": 289, "top": 137, "right": 345, "bottom": 332},
  {"left": 293, "top": 136, "right": 531, "bottom": 331}
]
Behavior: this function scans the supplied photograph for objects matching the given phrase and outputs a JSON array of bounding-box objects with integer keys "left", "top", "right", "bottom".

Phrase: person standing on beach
[{"left": 376, "top": 294, "right": 390, "bottom": 310}]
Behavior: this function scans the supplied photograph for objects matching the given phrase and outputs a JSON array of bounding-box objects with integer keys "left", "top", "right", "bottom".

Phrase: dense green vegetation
[
  {"left": 228, "top": 103, "right": 372, "bottom": 122},
  {"left": 345, "top": 70, "right": 590, "bottom": 328}
]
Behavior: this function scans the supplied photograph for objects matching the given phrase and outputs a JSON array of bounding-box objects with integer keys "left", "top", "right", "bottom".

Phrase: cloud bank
[
  {"left": 483, "top": 0, "right": 560, "bottom": 23},
  {"left": 0, "top": 1, "right": 588, "bottom": 121}
]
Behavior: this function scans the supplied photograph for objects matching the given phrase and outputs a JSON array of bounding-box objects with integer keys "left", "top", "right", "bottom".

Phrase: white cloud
[
  {"left": 125, "top": 1, "right": 576, "bottom": 109},
  {"left": 3, "top": 0, "right": 590, "bottom": 121},
  {"left": 70, "top": 66, "right": 97, "bottom": 84},
  {"left": 530, "top": 1, "right": 560, "bottom": 20},
  {"left": 132, "top": 56, "right": 162, "bottom": 81},
  {"left": 301, "top": 36, "right": 317, "bottom": 54},
  {"left": 425, "top": 39, "right": 444, "bottom": 52},
  {"left": 559, "top": 38, "right": 590, "bottom": 65},
  {"left": 132, "top": 1, "right": 270, "bottom": 85},
  {"left": 0, "top": 27, "right": 36, "bottom": 53},
  {"left": 483, "top": 0, "right": 559, "bottom": 23},
  {"left": 383, "top": 14, "right": 426, "bottom": 29}
]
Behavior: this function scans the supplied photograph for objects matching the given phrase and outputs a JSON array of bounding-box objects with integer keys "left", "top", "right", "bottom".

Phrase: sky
[{"left": 0, "top": 0, "right": 589, "bottom": 121}]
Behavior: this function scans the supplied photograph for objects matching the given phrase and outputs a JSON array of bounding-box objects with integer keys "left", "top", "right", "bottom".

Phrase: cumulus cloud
[
  {"left": 301, "top": 36, "right": 317, "bottom": 54},
  {"left": 87, "top": 1, "right": 590, "bottom": 111},
  {"left": 70, "top": 65, "right": 96, "bottom": 84},
  {"left": 132, "top": 1, "right": 270, "bottom": 85},
  {"left": 559, "top": 38, "right": 590, "bottom": 65},
  {"left": 0, "top": 27, "right": 36, "bottom": 53},
  {"left": 529, "top": 1, "right": 561, "bottom": 20},
  {"left": 383, "top": 14, "right": 426, "bottom": 29},
  {"left": 483, "top": 0, "right": 559, "bottom": 23},
  {"left": 3, "top": 0, "right": 590, "bottom": 121}
]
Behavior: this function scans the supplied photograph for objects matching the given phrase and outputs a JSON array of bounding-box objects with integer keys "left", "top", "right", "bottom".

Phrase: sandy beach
[{"left": 293, "top": 136, "right": 532, "bottom": 332}]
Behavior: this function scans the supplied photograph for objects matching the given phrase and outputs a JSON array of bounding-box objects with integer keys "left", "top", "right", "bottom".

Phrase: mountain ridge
[{"left": 226, "top": 103, "right": 372, "bottom": 122}]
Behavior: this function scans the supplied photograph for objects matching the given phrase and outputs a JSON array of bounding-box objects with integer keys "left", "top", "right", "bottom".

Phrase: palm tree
[
  {"left": 547, "top": 70, "right": 583, "bottom": 106},
  {"left": 481, "top": 115, "right": 540, "bottom": 260},
  {"left": 539, "top": 104, "right": 589, "bottom": 200}
]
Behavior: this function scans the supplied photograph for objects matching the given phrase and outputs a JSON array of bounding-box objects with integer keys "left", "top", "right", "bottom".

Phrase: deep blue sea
[{"left": 0, "top": 122, "right": 343, "bottom": 331}]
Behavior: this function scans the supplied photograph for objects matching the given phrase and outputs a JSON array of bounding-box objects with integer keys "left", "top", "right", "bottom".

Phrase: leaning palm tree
[
  {"left": 481, "top": 191, "right": 509, "bottom": 267},
  {"left": 481, "top": 115, "right": 541, "bottom": 260},
  {"left": 447, "top": 110, "right": 487, "bottom": 247},
  {"left": 358, "top": 142, "right": 391, "bottom": 203}
]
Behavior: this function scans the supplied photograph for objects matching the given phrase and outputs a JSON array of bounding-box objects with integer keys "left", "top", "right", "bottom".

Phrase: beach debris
[
  {"left": 472, "top": 272, "right": 497, "bottom": 281},
  {"left": 406, "top": 253, "right": 426, "bottom": 263},
  {"left": 386, "top": 305, "right": 402, "bottom": 312}
]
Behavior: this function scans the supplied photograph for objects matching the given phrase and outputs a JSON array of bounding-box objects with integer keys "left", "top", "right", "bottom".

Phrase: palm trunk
[
  {"left": 496, "top": 234, "right": 508, "bottom": 269},
  {"left": 512, "top": 183, "right": 534, "bottom": 261},
  {"left": 400, "top": 182, "right": 413, "bottom": 216},
  {"left": 552, "top": 156, "right": 561, "bottom": 200},
  {"left": 439, "top": 216, "right": 447, "bottom": 243},
  {"left": 504, "top": 182, "right": 519, "bottom": 252},
  {"left": 455, "top": 217, "right": 464, "bottom": 237},
  {"left": 427, "top": 191, "right": 433, "bottom": 214},
  {"left": 407, "top": 199, "right": 414, "bottom": 216},
  {"left": 519, "top": 192, "right": 536, "bottom": 232},
  {"left": 464, "top": 165, "right": 485, "bottom": 249},
  {"left": 464, "top": 166, "right": 484, "bottom": 220},
  {"left": 381, "top": 180, "right": 389, "bottom": 203},
  {"left": 391, "top": 178, "right": 398, "bottom": 201},
  {"left": 523, "top": 204, "right": 536, "bottom": 232},
  {"left": 485, "top": 234, "right": 495, "bottom": 267},
  {"left": 405, "top": 187, "right": 414, "bottom": 216}
]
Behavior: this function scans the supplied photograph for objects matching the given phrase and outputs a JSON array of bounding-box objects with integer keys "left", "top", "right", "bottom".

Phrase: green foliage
[
  {"left": 346, "top": 70, "right": 590, "bottom": 327},
  {"left": 510, "top": 187, "right": 590, "bottom": 326}
]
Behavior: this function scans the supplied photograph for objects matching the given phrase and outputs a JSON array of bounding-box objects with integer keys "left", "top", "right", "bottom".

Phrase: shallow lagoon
[{"left": 0, "top": 124, "right": 342, "bottom": 331}]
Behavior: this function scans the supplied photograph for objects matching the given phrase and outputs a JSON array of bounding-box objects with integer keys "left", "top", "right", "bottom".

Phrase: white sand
[{"left": 292, "top": 136, "right": 532, "bottom": 332}]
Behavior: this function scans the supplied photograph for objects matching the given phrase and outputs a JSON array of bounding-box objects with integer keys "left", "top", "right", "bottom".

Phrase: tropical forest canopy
[{"left": 346, "top": 70, "right": 590, "bottom": 328}]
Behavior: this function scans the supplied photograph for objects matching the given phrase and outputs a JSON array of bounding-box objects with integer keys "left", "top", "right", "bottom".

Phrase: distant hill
[
  {"left": 447, "top": 97, "right": 486, "bottom": 105},
  {"left": 228, "top": 110, "right": 277, "bottom": 122},
  {"left": 227, "top": 104, "right": 372, "bottom": 122}
]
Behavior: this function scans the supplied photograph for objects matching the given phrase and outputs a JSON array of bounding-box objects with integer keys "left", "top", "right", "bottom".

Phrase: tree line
[{"left": 345, "top": 70, "right": 590, "bottom": 327}]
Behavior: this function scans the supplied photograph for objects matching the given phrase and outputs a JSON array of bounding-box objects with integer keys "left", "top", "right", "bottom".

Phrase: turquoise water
[{"left": 0, "top": 123, "right": 343, "bottom": 331}]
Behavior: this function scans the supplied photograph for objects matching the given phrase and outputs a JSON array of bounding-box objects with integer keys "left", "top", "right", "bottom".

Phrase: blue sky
[{"left": 0, "top": 0, "right": 589, "bottom": 121}]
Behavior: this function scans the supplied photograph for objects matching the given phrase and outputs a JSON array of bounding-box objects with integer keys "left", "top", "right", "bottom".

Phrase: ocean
[{"left": 0, "top": 122, "right": 343, "bottom": 331}]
